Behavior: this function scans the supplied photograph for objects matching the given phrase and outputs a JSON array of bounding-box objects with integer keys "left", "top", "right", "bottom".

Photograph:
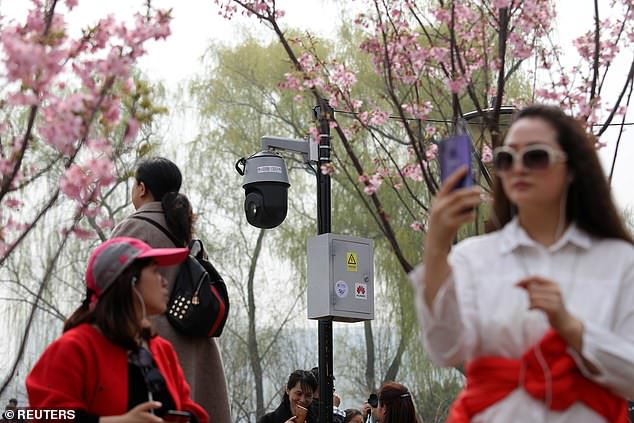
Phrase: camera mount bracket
[{"left": 261, "top": 135, "right": 318, "bottom": 163}]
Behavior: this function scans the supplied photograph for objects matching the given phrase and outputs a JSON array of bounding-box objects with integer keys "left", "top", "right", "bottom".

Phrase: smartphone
[
  {"left": 439, "top": 134, "right": 473, "bottom": 190},
  {"left": 164, "top": 410, "right": 191, "bottom": 423}
]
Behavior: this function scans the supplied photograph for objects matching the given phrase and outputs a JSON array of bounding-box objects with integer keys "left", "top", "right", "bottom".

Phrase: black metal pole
[{"left": 314, "top": 99, "right": 333, "bottom": 423}]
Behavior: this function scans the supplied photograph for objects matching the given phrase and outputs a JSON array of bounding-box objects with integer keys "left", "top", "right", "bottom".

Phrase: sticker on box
[
  {"left": 335, "top": 280, "right": 348, "bottom": 298},
  {"left": 346, "top": 252, "right": 358, "bottom": 272},
  {"left": 355, "top": 282, "right": 367, "bottom": 300}
]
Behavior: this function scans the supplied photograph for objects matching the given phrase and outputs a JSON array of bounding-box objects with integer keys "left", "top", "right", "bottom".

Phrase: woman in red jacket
[{"left": 27, "top": 237, "right": 208, "bottom": 423}]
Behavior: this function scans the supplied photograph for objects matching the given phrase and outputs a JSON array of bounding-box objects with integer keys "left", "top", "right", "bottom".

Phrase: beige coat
[{"left": 112, "top": 202, "right": 231, "bottom": 423}]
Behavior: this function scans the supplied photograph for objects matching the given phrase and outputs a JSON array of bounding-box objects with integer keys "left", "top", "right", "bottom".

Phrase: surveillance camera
[{"left": 236, "top": 150, "right": 290, "bottom": 229}]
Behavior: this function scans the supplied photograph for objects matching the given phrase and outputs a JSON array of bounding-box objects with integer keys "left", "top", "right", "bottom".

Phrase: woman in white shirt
[{"left": 413, "top": 105, "right": 634, "bottom": 422}]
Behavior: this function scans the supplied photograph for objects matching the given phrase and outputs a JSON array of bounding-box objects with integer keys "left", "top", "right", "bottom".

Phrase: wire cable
[{"left": 332, "top": 108, "right": 634, "bottom": 127}]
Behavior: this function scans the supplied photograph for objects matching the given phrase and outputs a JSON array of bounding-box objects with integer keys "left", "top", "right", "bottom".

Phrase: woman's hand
[
  {"left": 516, "top": 277, "right": 585, "bottom": 349},
  {"left": 361, "top": 402, "right": 371, "bottom": 418},
  {"left": 100, "top": 402, "right": 163, "bottom": 423},
  {"left": 426, "top": 166, "right": 482, "bottom": 252},
  {"left": 422, "top": 166, "right": 481, "bottom": 308},
  {"left": 283, "top": 417, "right": 297, "bottom": 423},
  {"left": 517, "top": 277, "right": 600, "bottom": 374}
]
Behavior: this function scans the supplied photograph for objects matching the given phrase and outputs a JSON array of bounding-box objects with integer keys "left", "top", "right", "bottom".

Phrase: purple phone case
[{"left": 439, "top": 134, "right": 473, "bottom": 189}]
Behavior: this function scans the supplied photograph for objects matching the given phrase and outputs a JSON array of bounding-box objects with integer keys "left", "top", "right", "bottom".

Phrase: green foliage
[{"left": 185, "top": 26, "right": 469, "bottom": 416}]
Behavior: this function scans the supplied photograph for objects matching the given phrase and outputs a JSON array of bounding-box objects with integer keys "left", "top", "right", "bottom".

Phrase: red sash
[{"left": 447, "top": 330, "right": 628, "bottom": 422}]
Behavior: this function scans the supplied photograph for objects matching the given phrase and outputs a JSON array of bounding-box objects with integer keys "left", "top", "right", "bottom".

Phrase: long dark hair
[
  {"left": 64, "top": 258, "right": 153, "bottom": 350},
  {"left": 378, "top": 382, "right": 419, "bottom": 423},
  {"left": 161, "top": 192, "right": 195, "bottom": 246},
  {"left": 490, "top": 104, "right": 633, "bottom": 244},
  {"left": 135, "top": 157, "right": 194, "bottom": 246}
]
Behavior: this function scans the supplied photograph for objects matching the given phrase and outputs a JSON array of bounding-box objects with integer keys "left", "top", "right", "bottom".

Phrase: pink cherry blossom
[
  {"left": 482, "top": 145, "right": 493, "bottom": 163},
  {"left": 330, "top": 64, "right": 357, "bottom": 91},
  {"left": 410, "top": 221, "right": 423, "bottom": 231},
  {"left": 71, "top": 227, "right": 96, "bottom": 240},
  {"left": 0, "top": 0, "right": 175, "bottom": 254},
  {"left": 494, "top": 0, "right": 512, "bottom": 8},
  {"left": 425, "top": 144, "right": 438, "bottom": 161},
  {"left": 321, "top": 163, "right": 335, "bottom": 175}
]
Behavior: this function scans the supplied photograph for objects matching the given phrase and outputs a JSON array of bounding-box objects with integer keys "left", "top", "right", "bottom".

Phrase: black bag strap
[
  {"left": 131, "top": 216, "right": 224, "bottom": 283},
  {"left": 131, "top": 215, "right": 184, "bottom": 248}
]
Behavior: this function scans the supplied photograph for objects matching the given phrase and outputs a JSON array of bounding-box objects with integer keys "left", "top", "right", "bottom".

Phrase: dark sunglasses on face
[{"left": 493, "top": 144, "right": 567, "bottom": 172}]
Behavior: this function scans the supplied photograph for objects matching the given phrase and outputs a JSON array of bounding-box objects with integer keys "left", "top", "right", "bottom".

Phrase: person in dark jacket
[
  {"left": 308, "top": 367, "right": 345, "bottom": 423},
  {"left": 258, "top": 370, "right": 318, "bottom": 423}
]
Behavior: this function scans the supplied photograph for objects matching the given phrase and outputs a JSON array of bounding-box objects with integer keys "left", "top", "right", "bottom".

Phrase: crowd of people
[
  {"left": 4, "top": 104, "right": 633, "bottom": 422},
  {"left": 256, "top": 369, "right": 420, "bottom": 423}
]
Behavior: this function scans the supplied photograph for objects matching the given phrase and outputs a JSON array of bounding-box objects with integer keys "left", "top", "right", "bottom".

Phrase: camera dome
[{"left": 238, "top": 150, "right": 290, "bottom": 229}]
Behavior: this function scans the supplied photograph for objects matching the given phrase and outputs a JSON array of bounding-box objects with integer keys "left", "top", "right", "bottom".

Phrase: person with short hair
[
  {"left": 26, "top": 237, "right": 207, "bottom": 423},
  {"left": 413, "top": 105, "right": 634, "bottom": 422}
]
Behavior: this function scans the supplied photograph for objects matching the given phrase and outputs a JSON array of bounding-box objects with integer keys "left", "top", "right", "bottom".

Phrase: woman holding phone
[
  {"left": 27, "top": 237, "right": 208, "bottom": 423},
  {"left": 412, "top": 105, "right": 634, "bottom": 422}
]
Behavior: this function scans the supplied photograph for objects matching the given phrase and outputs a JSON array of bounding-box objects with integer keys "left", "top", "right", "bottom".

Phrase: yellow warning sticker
[{"left": 346, "top": 251, "right": 358, "bottom": 272}]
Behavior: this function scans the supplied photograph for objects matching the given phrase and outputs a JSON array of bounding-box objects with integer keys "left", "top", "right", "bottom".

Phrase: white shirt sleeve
[
  {"left": 572, "top": 261, "right": 634, "bottom": 399},
  {"left": 409, "top": 247, "right": 480, "bottom": 367}
]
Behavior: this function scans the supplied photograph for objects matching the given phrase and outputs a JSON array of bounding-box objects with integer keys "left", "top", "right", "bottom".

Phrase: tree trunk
[{"left": 383, "top": 329, "right": 409, "bottom": 383}]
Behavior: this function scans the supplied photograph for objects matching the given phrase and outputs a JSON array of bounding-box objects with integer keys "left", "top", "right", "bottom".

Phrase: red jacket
[
  {"left": 447, "top": 330, "right": 627, "bottom": 422},
  {"left": 26, "top": 324, "right": 208, "bottom": 423}
]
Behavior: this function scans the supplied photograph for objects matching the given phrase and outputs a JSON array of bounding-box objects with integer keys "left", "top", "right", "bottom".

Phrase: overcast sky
[{"left": 2, "top": 0, "right": 633, "bottom": 209}]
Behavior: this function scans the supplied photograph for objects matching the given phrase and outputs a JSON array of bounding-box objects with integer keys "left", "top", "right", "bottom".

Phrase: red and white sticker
[{"left": 355, "top": 282, "right": 368, "bottom": 300}]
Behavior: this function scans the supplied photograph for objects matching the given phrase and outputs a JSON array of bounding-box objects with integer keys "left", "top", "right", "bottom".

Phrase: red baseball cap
[{"left": 86, "top": 237, "right": 188, "bottom": 299}]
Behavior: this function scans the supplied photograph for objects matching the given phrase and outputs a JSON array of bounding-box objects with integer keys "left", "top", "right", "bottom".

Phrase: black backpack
[{"left": 132, "top": 216, "right": 230, "bottom": 337}]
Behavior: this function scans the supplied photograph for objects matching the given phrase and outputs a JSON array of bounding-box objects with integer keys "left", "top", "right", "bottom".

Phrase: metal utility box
[{"left": 307, "top": 234, "right": 374, "bottom": 322}]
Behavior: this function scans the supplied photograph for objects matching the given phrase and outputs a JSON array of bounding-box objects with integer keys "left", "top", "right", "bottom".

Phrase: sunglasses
[{"left": 493, "top": 144, "right": 567, "bottom": 172}]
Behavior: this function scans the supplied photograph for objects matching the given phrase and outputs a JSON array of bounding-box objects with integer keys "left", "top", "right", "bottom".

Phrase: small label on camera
[{"left": 257, "top": 166, "right": 283, "bottom": 174}]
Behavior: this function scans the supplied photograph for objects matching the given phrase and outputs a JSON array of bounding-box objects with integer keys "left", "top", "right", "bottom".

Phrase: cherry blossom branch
[
  {"left": 0, "top": 197, "right": 89, "bottom": 397},
  {"left": 334, "top": 155, "right": 390, "bottom": 236},
  {"left": 597, "top": 57, "right": 634, "bottom": 136},
  {"left": 0, "top": 191, "right": 59, "bottom": 269},
  {"left": 589, "top": 0, "right": 601, "bottom": 104},
  {"left": 225, "top": 0, "right": 414, "bottom": 272},
  {"left": 608, "top": 77, "right": 634, "bottom": 182},
  {"left": 372, "top": 0, "right": 436, "bottom": 195},
  {"left": 491, "top": 6, "right": 510, "bottom": 148}
]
